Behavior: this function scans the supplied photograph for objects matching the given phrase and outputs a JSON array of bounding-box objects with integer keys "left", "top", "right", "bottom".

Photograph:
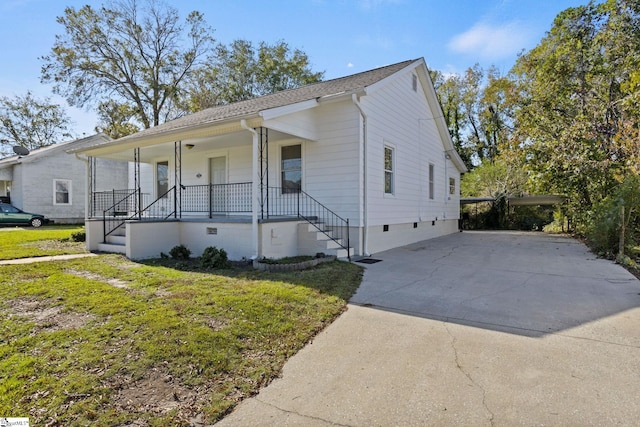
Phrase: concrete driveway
[{"left": 216, "top": 231, "right": 640, "bottom": 426}]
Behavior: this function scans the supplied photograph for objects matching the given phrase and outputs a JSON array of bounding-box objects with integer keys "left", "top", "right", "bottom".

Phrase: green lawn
[
  {"left": 0, "top": 225, "right": 87, "bottom": 260},
  {"left": 0, "top": 232, "right": 363, "bottom": 425}
]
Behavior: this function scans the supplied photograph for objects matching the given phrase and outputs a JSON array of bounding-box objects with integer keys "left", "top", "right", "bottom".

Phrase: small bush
[
  {"left": 169, "top": 244, "right": 191, "bottom": 260},
  {"left": 70, "top": 230, "right": 86, "bottom": 242},
  {"left": 200, "top": 246, "right": 229, "bottom": 269}
]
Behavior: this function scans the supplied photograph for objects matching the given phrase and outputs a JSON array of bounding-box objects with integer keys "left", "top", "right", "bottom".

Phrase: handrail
[
  {"left": 263, "top": 187, "right": 351, "bottom": 260},
  {"left": 102, "top": 189, "right": 141, "bottom": 241},
  {"left": 138, "top": 186, "right": 177, "bottom": 220},
  {"left": 296, "top": 189, "right": 351, "bottom": 261}
]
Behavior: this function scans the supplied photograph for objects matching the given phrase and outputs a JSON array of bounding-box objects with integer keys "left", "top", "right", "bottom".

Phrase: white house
[
  {"left": 0, "top": 134, "right": 128, "bottom": 223},
  {"left": 72, "top": 58, "right": 467, "bottom": 259}
]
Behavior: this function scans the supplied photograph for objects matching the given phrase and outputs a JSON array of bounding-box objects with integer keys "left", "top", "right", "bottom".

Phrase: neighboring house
[
  {"left": 72, "top": 58, "right": 467, "bottom": 259},
  {"left": 0, "top": 134, "right": 128, "bottom": 224}
]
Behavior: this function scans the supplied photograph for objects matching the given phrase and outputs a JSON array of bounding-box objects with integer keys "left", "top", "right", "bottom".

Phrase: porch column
[{"left": 241, "top": 120, "right": 260, "bottom": 259}]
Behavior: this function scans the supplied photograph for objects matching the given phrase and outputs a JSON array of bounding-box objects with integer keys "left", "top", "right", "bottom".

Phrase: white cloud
[
  {"left": 448, "top": 21, "right": 532, "bottom": 60},
  {"left": 347, "top": 63, "right": 354, "bottom": 68}
]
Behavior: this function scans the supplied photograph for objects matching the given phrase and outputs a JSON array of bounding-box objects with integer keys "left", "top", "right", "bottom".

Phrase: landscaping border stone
[{"left": 253, "top": 255, "right": 337, "bottom": 272}]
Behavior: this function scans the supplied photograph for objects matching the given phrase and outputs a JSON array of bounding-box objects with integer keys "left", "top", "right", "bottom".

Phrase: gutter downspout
[
  {"left": 241, "top": 119, "right": 260, "bottom": 259},
  {"left": 352, "top": 94, "right": 370, "bottom": 256}
]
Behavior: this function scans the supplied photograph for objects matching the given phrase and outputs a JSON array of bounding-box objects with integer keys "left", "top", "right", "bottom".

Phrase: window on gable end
[{"left": 412, "top": 74, "right": 418, "bottom": 92}]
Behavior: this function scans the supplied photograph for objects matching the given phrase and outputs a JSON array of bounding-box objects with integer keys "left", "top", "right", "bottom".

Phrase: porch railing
[
  {"left": 139, "top": 186, "right": 177, "bottom": 219},
  {"left": 98, "top": 183, "right": 351, "bottom": 259},
  {"left": 102, "top": 189, "right": 140, "bottom": 240},
  {"left": 182, "top": 182, "right": 252, "bottom": 216}
]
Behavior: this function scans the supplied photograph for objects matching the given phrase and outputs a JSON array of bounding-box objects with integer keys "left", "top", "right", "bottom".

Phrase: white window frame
[
  {"left": 156, "top": 160, "right": 169, "bottom": 199},
  {"left": 384, "top": 144, "right": 395, "bottom": 195},
  {"left": 449, "top": 177, "right": 456, "bottom": 195},
  {"left": 280, "top": 143, "right": 303, "bottom": 194},
  {"left": 428, "top": 163, "right": 435, "bottom": 200},
  {"left": 53, "top": 179, "right": 72, "bottom": 205}
]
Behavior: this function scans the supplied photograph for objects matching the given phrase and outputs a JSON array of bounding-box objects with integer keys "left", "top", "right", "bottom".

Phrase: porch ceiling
[{"left": 87, "top": 127, "right": 296, "bottom": 162}]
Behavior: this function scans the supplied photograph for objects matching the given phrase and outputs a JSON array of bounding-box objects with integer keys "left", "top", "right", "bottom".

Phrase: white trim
[
  {"left": 260, "top": 99, "right": 318, "bottom": 121},
  {"left": 278, "top": 141, "right": 305, "bottom": 192},
  {"left": 428, "top": 163, "right": 435, "bottom": 200},
  {"left": 383, "top": 143, "right": 395, "bottom": 196},
  {"left": 155, "top": 159, "right": 170, "bottom": 199},
  {"left": 53, "top": 178, "right": 72, "bottom": 205}
]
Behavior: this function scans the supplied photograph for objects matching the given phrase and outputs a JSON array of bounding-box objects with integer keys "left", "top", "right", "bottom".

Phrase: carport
[{"left": 460, "top": 194, "right": 568, "bottom": 230}]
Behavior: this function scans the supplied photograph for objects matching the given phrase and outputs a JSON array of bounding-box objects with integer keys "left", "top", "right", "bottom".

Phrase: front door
[{"left": 209, "top": 156, "right": 227, "bottom": 213}]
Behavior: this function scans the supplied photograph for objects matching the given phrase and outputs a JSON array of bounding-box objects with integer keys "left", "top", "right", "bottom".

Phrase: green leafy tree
[
  {"left": 0, "top": 92, "right": 74, "bottom": 157},
  {"left": 94, "top": 100, "right": 140, "bottom": 139},
  {"left": 512, "top": 0, "right": 640, "bottom": 224},
  {"left": 184, "top": 40, "right": 324, "bottom": 111},
  {"left": 41, "top": 0, "right": 214, "bottom": 130},
  {"left": 432, "top": 65, "right": 516, "bottom": 170}
]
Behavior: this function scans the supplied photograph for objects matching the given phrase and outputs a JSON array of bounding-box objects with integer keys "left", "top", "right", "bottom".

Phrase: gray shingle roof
[{"left": 118, "top": 59, "right": 418, "bottom": 141}]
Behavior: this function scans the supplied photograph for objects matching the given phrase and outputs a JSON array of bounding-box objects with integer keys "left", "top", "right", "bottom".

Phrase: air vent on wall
[{"left": 207, "top": 227, "right": 218, "bottom": 235}]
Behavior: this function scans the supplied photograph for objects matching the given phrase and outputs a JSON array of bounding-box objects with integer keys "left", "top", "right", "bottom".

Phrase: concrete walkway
[
  {"left": 0, "top": 253, "right": 96, "bottom": 265},
  {"left": 216, "top": 231, "right": 640, "bottom": 426}
]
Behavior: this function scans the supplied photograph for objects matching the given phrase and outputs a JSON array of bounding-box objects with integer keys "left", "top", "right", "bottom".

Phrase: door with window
[{"left": 209, "top": 156, "right": 227, "bottom": 213}]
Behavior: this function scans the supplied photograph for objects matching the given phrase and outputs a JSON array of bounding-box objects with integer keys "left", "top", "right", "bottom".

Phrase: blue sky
[{"left": 0, "top": 0, "right": 585, "bottom": 136}]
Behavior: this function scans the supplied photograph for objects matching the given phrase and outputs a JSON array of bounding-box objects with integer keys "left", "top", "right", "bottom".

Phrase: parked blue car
[{"left": 0, "top": 203, "right": 50, "bottom": 228}]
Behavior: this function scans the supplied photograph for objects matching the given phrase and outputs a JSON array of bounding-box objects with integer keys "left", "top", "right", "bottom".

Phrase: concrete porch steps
[
  {"left": 97, "top": 231, "right": 126, "bottom": 255},
  {"left": 298, "top": 222, "right": 353, "bottom": 260}
]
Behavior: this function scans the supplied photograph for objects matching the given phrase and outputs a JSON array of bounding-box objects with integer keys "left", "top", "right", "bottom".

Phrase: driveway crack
[
  {"left": 254, "top": 397, "right": 352, "bottom": 426},
  {"left": 443, "top": 323, "right": 495, "bottom": 427}
]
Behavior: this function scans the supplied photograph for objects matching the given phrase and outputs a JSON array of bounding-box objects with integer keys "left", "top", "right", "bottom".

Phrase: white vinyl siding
[{"left": 362, "top": 66, "right": 461, "bottom": 225}]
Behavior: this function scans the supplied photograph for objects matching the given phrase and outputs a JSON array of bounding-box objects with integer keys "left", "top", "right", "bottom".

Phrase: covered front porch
[{"left": 81, "top": 123, "right": 353, "bottom": 260}]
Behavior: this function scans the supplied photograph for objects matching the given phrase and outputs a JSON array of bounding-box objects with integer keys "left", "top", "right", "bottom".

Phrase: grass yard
[
  {"left": 0, "top": 225, "right": 87, "bottom": 260},
  {"left": 0, "top": 245, "right": 362, "bottom": 425}
]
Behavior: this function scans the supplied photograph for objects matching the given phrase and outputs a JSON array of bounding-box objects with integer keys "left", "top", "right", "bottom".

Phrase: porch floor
[{"left": 132, "top": 215, "right": 309, "bottom": 224}]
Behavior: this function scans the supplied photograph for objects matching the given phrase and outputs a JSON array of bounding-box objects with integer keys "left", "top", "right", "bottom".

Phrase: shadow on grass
[{"left": 137, "top": 257, "right": 364, "bottom": 302}]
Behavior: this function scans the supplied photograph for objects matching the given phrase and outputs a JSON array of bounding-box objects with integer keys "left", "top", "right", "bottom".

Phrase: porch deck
[{"left": 89, "top": 183, "right": 352, "bottom": 260}]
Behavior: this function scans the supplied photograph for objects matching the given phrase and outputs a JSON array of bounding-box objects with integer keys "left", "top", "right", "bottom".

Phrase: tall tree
[
  {"left": 184, "top": 40, "right": 324, "bottom": 111},
  {"left": 41, "top": 0, "right": 214, "bottom": 130},
  {"left": 0, "top": 92, "right": 74, "bottom": 157},
  {"left": 513, "top": 0, "right": 640, "bottom": 220},
  {"left": 431, "top": 65, "right": 515, "bottom": 169}
]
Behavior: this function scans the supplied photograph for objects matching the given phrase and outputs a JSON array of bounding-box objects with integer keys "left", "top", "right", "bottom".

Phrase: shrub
[
  {"left": 200, "top": 246, "right": 229, "bottom": 269},
  {"left": 169, "top": 244, "right": 191, "bottom": 260},
  {"left": 70, "top": 230, "right": 86, "bottom": 242}
]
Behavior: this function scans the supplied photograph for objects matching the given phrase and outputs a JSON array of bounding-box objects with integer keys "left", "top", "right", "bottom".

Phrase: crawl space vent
[{"left": 206, "top": 227, "right": 218, "bottom": 235}]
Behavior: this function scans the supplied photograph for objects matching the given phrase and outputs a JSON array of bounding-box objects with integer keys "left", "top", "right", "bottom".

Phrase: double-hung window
[
  {"left": 449, "top": 177, "right": 456, "bottom": 195},
  {"left": 54, "top": 179, "right": 72, "bottom": 205},
  {"left": 281, "top": 144, "right": 302, "bottom": 193},
  {"left": 384, "top": 146, "right": 394, "bottom": 195}
]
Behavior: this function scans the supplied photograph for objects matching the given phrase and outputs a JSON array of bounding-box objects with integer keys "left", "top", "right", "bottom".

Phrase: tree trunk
[{"left": 619, "top": 204, "right": 625, "bottom": 255}]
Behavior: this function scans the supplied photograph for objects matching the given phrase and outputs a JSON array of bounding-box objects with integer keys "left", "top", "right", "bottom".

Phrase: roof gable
[{"left": 0, "top": 133, "right": 111, "bottom": 168}]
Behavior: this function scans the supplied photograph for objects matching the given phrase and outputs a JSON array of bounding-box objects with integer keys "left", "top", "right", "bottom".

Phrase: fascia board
[{"left": 260, "top": 99, "right": 318, "bottom": 121}]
